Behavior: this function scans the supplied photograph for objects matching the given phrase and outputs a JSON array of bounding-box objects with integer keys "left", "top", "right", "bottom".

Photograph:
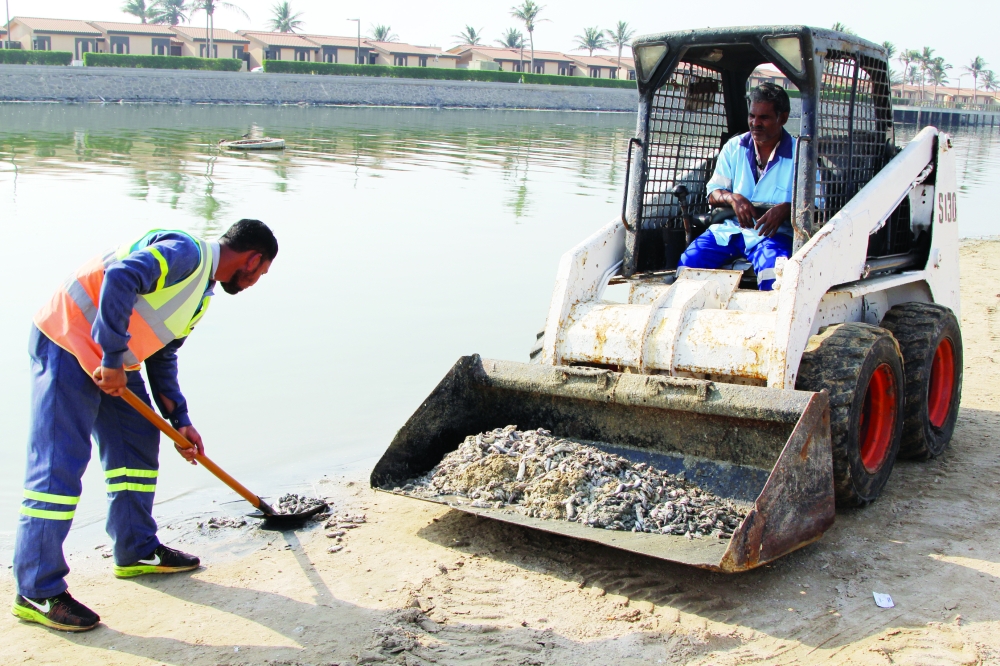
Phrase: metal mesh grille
[
  {"left": 815, "top": 51, "right": 894, "bottom": 227},
  {"left": 641, "top": 62, "right": 728, "bottom": 229}
]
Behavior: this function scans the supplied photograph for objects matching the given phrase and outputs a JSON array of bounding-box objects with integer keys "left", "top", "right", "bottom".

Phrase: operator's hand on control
[
  {"left": 727, "top": 192, "right": 756, "bottom": 227},
  {"left": 175, "top": 425, "right": 204, "bottom": 465},
  {"left": 754, "top": 202, "right": 791, "bottom": 237},
  {"left": 92, "top": 366, "right": 127, "bottom": 397}
]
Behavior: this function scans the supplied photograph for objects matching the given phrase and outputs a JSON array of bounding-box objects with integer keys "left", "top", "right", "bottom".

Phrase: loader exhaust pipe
[{"left": 372, "top": 355, "right": 834, "bottom": 572}]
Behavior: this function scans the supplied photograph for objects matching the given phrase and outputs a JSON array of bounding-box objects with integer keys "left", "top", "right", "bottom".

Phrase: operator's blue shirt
[
  {"left": 705, "top": 128, "right": 796, "bottom": 250},
  {"left": 94, "top": 231, "right": 219, "bottom": 428}
]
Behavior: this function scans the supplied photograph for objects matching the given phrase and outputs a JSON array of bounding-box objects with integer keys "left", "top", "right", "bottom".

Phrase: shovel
[{"left": 120, "top": 389, "right": 328, "bottom": 525}]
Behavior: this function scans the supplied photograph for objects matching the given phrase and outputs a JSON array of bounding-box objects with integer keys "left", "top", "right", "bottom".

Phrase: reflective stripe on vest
[{"left": 33, "top": 230, "right": 213, "bottom": 374}]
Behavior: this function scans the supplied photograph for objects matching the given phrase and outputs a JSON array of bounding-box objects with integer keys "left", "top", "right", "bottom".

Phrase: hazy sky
[{"left": 10, "top": 0, "right": 997, "bottom": 84}]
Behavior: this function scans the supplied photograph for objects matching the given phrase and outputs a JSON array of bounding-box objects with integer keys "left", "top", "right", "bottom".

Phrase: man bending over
[{"left": 678, "top": 82, "right": 796, "bottom": 290}]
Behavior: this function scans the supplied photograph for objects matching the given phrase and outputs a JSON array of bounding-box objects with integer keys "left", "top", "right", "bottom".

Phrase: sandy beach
[{"left": 2, "top": 238, "right": 999, "bottom": 665}]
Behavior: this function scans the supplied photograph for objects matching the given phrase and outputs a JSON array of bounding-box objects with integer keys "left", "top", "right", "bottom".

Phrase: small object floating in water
[{"left": 219, "top": 137, "right": 285, "bottom": 150}]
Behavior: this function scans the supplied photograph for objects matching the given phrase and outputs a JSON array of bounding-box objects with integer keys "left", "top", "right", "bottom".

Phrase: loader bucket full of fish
[{"left": 371, "top": 355, "right": 835, "bottom": 572}]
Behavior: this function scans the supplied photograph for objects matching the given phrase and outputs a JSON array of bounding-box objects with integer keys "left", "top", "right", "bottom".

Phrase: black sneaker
[
  {"left": 113, "top": 544, "right": 200, "bottom": 579},
  {"left": 12, "top": 591, "right": 100, "bottom": 632}
]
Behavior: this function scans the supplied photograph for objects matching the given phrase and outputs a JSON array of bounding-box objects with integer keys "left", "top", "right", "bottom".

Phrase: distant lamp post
[
  {"left": 347, "top": 18, "right": 360, "bottom": 64},
  {"left": 5, "top": 0, "right": 11, "bottom": 50}
]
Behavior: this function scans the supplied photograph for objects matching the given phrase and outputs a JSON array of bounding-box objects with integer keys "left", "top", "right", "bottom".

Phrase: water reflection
[{"left": 0, "top": 105, "right": 633, "bottom": 226}]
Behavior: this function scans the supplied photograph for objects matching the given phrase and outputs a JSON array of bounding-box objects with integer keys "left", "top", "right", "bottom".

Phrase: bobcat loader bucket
[{"left": 371, "top": 355, "right": 834, "bottom": 572}]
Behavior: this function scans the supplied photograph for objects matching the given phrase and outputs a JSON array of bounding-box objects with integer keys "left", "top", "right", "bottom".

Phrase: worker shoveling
[{"left": 397, "top": 426, "right": 746, "bottom": 539}]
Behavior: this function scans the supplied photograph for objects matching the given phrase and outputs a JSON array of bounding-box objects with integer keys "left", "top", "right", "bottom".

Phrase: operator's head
[
  {"left": 218, "top": 219, "right": 278, "bottom": 295},
  {"left": 747, "top": 82, "right": 790, "bottom": 146}
]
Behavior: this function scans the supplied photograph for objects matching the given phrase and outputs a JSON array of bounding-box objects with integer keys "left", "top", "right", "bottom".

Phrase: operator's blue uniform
[
  {"left": 679, "top": 129, "right": 796, "bottom": 290},
  {"left": 14, "top": 232, "right": 217, "bottom": 599}
]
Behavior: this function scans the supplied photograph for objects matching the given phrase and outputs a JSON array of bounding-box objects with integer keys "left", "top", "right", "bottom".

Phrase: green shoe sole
[
  {"left": 113, "top": 563, "right": 199, "bottom": 579},
  {"left": 11, "top": 603, "right": 98, "bottom": 632}
]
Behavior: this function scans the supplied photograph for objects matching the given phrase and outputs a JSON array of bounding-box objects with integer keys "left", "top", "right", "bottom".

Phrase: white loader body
[{"left": 540, "top": 127, "right": 959, "bottom": 390}]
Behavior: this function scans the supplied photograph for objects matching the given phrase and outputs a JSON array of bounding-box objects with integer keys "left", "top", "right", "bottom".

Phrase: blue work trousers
[
  {"left": 678, "top": 231, "right": 793, "bottom": 291},
  {"left": 14, "top": 326, "right": 161, "bottom": 599}
]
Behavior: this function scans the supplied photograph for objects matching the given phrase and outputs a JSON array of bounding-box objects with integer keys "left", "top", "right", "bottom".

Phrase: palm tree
[
  {"left": 605, "top": 21, "right": 635, "bottom": 70},
  {"left": 496, "top": 27, "right": 523, "bottom": 49},
  {"left": 962, "top": 56, "right": 988, "bottom": 105},
  {"left": 496, "top": 27, "right": 524, "bottom": 71},
  {"left": 982, "top": 70, "right": 999, "bottom": 103},
  {"left": 192, "top": 0, "right": 248, "bottom": 58},
  {"left": 453, "top": 25, "right": 484, "bottom": 46},
  {"left": 510, "top": 1, "right": 546, "bottom": 74},
  {"left": 573, "top": 27, "right": 608, "bottom": 57},
  {"left": 368, "top": 24, "right": 398, "bottom": 42},
  {"left": 831, "top": 22, "right": 856, "bottom": 35},
  {"left": 123, "top": 0, "right": 152, "bottom": 23},
  {"left": 926, "top": 57, "right": 951, "bottom": 101},
  {"left": 149, "top": 0, "right": 190, "bottom": 26},
  {"left": 915, "top": 47, "right": 935, "bottom": 100},
  {"left": 881, "top": 41, "right": 896, "bottom": 60},
  {"left": 896, "top": 48, "right": 917, "bottom": 94},
  {"left": 267, "top": 1, "right": 303, "bottom": 33}
]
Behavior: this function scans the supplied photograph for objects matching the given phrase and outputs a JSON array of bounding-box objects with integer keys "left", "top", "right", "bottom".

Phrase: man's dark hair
[
  {"left": 220, "top": 219, "right": 278, "bottom": 262},
  {"left": 748, "top": 82, "right": 791, "bottom": 116}
]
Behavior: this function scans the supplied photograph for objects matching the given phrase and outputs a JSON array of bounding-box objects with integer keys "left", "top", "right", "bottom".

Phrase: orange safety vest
[{"left": 34, "top": 230, "right": 214, "bottom": 375}]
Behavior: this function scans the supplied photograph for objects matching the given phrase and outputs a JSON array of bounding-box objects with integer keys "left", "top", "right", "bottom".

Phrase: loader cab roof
[{"left": 631, "top": 25, "right": 887, "bottom": 96}]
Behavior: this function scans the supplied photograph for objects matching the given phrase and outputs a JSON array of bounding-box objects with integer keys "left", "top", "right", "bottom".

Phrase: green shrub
[
  {"left": 263, "top": 60, "right": 636, "bottom": 89},
  {"left": 0, "top": 50, "right": 72, "bottom": 66},
  {"left": 84, "top": 52, "right": 241, "bottom": 71}
]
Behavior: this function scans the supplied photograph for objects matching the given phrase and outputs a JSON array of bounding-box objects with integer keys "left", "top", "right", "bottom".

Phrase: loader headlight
[
  {"left": 765, "top": 36, "right": 804, "bottom": 75},
  {"left": 633, "top": 43, "right": 669, "bottom": 84}
]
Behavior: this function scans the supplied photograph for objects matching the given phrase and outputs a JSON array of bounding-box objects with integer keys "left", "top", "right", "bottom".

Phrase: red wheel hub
[
  {"left": 928, "top": 337, "right": 956, "bottom": 428},
  {"left": 859, "top": 363, "right": 898, "bottom": 473}
]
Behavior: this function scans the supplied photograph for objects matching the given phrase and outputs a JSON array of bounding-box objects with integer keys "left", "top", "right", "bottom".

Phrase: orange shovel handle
[{"left": 120, "top": 389, "right": 263, "bottom": 511}]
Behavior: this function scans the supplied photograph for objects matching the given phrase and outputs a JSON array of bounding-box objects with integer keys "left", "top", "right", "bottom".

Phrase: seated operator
[{"left": 678, "top": 82, "right": 796, "bottom": 290}]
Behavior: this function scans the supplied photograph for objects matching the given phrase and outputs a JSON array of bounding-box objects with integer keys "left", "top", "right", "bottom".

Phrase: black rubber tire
[
  {"left": 880, "top": 302, "right": 963, "bottom": 460},
  {"left": 796, "top": 323, "right": 905, "bottom": 507}
]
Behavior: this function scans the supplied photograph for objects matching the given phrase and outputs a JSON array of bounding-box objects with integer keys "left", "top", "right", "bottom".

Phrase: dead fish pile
[
  {"left": 273, "top": 493, "right": 328, "bottom": 516},
  {"left": 199, "top": 516, "right": 247, "bottom": 529},
  {"left": 398, "top": 426, "right": 746, "bottom": 539}
]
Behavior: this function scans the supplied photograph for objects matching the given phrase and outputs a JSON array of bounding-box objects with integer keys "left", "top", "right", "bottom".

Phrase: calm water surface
[{"left": 0, "top": 105, "right": 997, "bottom": 555}]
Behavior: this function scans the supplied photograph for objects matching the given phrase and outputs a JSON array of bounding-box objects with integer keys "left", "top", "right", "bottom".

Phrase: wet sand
[{"left": 2, "top": 238, "right": 999, "bottom": 665}]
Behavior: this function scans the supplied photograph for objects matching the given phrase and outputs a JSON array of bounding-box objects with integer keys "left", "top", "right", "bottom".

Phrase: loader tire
[
  {"left": 880, "top": 302, "right": 963, "bottom": 460},
  {"left": 796, "top": 323, "right": 905, "bottom": 507},
  {"left": 529, "top": 328, "right": 545, "bottom": 363}
]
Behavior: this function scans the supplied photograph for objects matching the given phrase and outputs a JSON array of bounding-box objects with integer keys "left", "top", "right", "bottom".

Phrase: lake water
[{"left": 0, "top": 105, "right": 997, "bottom": 559}]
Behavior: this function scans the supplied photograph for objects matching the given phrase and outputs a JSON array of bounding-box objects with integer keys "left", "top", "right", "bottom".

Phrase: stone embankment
[{"left": 0, "top": 64, "right": 639, "bottom": 111}]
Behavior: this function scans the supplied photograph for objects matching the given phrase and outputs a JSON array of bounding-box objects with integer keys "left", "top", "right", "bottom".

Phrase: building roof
[
  {"left": 369, "top": 41, "right": 459, "bottom": 58},
  {"left": 303, "top": 33, "right": 367, "bottom": 48},
  {"left": 449, "top": 45, "right": 526, "bottom": 61},
  {"left": 595, "top": 55, "right": 634, "bottom": 69},
  {"left": 525, "top": 49, "right": 574, "bottom": 62},
  {"left": 12, "top": 17, "right": 102, "bottom": 36},
  {"left": 171, "top": 26, "right": 249, "bottom": 43},
  {"left": 567, "top": 54, "right": 618, "bottom": 68},
  {"left": 239, "top": 31, "right": 318, "bottom": 48},
  {"left": 88, "top": 21, "right": 177, "bottom": 36}
]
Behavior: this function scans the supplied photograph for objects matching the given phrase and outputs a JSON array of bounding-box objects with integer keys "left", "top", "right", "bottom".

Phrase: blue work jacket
[{"left": 705, "top": 128, "right": 797, "bottom": 250}]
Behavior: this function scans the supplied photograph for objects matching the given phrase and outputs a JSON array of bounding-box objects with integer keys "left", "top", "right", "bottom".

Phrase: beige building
[
  {"left": 5, "top": 17, "right": 104, "bottom": 59},
  {"left": 448, "top": 45, "right": 528, "bottom": 72},
  {"left": 749, "top": 64, "right": 798, "bottom": 91},
  {"left": 566, "top": 54, "right": 619, "bottom": 78},
  {"left": 89, "top": 21, "right": 178, "bottom": 56},
  {"left": 239, "top": 31, "right": 320, "bottom": 68},
  {"left": 520, "top": 49, "right": 574, "bottom": 76},
  {"left": 596, "top": 55, "right": 635, "bottom": 80},
  {"left": 171, "top": 26, "right": 249, "bottom": 60},
  {"left": 302, "top": 34, "right": 370, "bottom": 65},
  {"left": 367, "top": 41, "right": 458, "bottom": 68},
  {"left": 893, "top": 83, "right": 999, "bottom": 106}
]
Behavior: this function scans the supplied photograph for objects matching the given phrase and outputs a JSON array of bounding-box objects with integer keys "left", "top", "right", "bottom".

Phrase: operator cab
[{"left": 614, "top": 26, "right": 928, "bottom": 291}]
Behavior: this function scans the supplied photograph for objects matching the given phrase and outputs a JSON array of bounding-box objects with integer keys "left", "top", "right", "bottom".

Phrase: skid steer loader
[{"left": 372, "top": 26, "right": 963, "bottom": 571}]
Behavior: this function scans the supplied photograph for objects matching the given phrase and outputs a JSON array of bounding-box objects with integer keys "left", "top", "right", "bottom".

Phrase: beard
[{"left": 221, "top": 268, "right": 249, "bottom": 295}]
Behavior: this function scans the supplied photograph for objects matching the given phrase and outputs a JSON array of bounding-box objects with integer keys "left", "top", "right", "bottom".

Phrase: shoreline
[{"left": 0, "top": 64, "right": 642, "bottom": 112}]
